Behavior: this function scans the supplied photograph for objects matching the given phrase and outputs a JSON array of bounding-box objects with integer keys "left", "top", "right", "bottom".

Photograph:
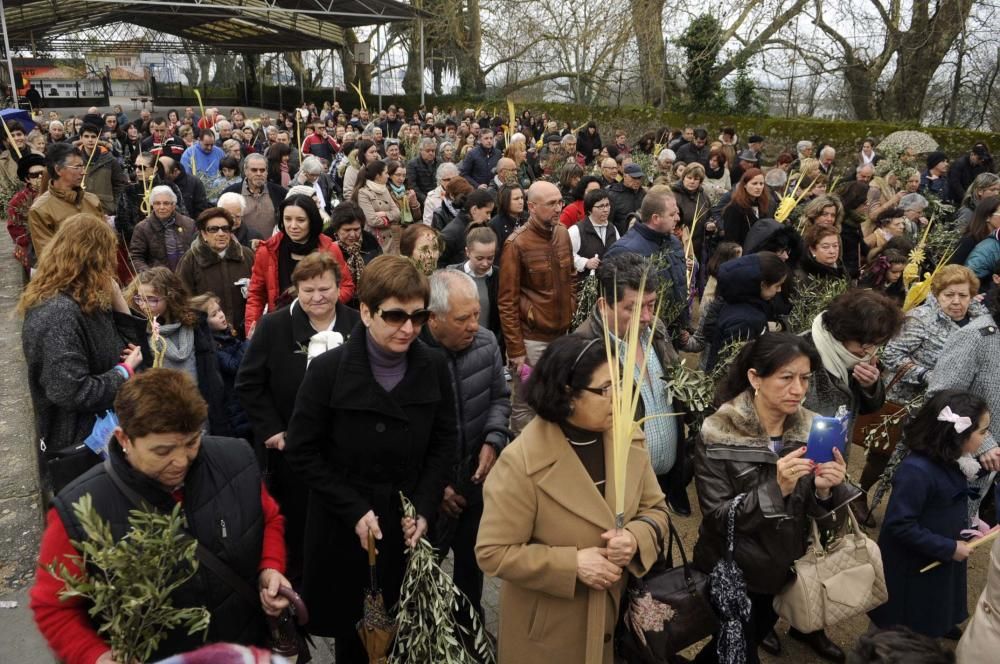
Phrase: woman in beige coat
[
  {"left": 354, "top": 160, "right": 402, "bottom": 255},
  {"left": 957, "top": 536, "right": 1000, "bottom": 663},
  {"left": 476, "top": 336, "right": 668, "bottom": 664}
]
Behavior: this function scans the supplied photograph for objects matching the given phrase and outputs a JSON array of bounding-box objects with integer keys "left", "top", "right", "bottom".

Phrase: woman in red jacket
[{"left": 245, "top": 193, "right": 354, "bottom": 335}]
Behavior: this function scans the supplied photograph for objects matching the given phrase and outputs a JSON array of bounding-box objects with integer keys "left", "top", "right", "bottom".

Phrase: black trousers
[
  {"left": 436, "top": 499, "right": 486, "bottom": 626},
  {"left": 694, "top": 591, "right": 777, "bottom": 664}
]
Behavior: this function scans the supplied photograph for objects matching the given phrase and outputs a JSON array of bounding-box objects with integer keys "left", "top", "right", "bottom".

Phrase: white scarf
[
  {"left": 365, "top": 180, "right": 388, "bottom": 195},
  {"left": 810, "top": 313, "right": 868, "bottom": 388},
  {"left": 307, "top": 330, "right": 343, "bottom": 367}
]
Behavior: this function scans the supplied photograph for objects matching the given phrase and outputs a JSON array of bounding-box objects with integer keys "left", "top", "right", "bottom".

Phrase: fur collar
[{"left": 702, "top": 390, "right": 814, "bottom": 449}]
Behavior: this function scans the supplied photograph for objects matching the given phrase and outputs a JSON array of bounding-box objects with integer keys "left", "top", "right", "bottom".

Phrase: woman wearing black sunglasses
[{"left": 285, "top": 254, "right": 456, "bottom": 661}]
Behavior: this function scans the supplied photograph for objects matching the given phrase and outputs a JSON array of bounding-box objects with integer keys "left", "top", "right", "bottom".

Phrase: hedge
[{"left": 152, "top": 88, "right": 1000, "bottom": 163}]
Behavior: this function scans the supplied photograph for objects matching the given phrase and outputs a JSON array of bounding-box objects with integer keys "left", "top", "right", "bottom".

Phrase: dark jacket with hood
[
  {"left": 743, "top": 218, "right": 801, "bottom": 320},
  {"left": 673, "top": 181, "right": 712, "bottom": 261},
  {"left": 576, "top": 125, "right": 603, "bottom": 165},
  {"left": 707, "top": 254, "right": 774, "bottom": 370},
  {"left": 693, "top": 391, "right": 861, "bottom": 594},
  {"left": 607, "top": 181, "right": 646, "bottom": 236}
]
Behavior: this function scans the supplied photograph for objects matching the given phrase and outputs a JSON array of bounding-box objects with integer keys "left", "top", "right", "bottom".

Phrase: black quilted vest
[
  {"left": 576, "top": 217, "right": 618, "bottom": 261},
  {"left": 52, "top": 437, "right": 266, "bottom": 659}
]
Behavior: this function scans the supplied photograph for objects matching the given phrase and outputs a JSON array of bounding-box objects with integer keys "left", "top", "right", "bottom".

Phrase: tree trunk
[
  {"left": 873, "top": 0, "right": 973, "bottom": 121},
  {"left": 457, "top": 0, "right": 485, "bottom": 93},
  {"left": 242, "top": 53, "right": 258, "bottom": 105},
  {"left": 628, "top": 0, "right": 666, "bottom": 106},
  {"left": 341, "top": 30, "right": 372, "bottom": 96},
  {"left": 401, "top": 24, "right": 423, "bottom": 95},
  {"left": 842, "top": 62, "right": 877, "bottom": 121}
]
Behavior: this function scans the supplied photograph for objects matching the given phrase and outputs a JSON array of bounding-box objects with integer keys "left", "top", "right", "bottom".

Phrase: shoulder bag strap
[
  {"left": 885, "top": 361, "right": 916, "bottom": 392},
  {"left": 102, "top": 458, "right": 261, "bottom": 607}
]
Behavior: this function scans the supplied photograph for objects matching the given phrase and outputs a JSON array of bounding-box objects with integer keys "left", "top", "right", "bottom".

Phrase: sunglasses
[
  {"left": 26, "top": 171, "right": 45, "bottom": 179},
  {"left": 377, "top": 308, "right": 431, "bottom": 327},
  {"left": 204, "top": 225, "right": 231, "bottom": 234}
]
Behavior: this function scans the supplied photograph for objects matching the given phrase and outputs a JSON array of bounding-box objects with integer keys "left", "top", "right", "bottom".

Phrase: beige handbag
[{"left": 773, "top": 508, "right": 888, "bottom": 632}]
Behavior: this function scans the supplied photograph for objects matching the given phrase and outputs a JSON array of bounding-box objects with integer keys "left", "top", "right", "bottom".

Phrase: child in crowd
[
  {"left": 190, "top": 293, "right": 251, "bottom": 440},
  {"left": 870, "top": 390, "right": 991, "bottom": 639}
]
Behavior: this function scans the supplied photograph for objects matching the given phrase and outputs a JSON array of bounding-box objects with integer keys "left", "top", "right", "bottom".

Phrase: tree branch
[{"left": 714, "top": 0, "right": 811, "bottom": 80}]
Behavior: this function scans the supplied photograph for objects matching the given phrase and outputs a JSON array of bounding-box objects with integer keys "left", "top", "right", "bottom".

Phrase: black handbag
[
  {"left": 43, "top": 443, "right": 101, "bottom": 495},
  {"left": 617, "top": 514, "right": 719, "bottom": 663}
]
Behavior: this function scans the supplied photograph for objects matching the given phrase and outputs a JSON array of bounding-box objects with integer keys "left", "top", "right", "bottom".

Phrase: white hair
[
  {"left": 428, "top": 269, "right": 478, "bottom": 314},
  {"left": 796, "top": 140, "right": 813, "bottom": 155},
  {"left": 150, "top": 185, "right": 177, "bottom": 204},
  {"left": 819, "top": 146, "right": 836, "bottom": 158},
  {"left": 657, "top": 149, "right": 676, "bottom": 163},
  {"left": 436, "top": 161, "right": 459, "bottom": 184},
  {"left": 510, "top": 132, "right": 526, "bottom": 145},
  {"left": 764, "top": 168, "right": 787, "bottom": 189},
  {"left": 899, "top": 193, "right": 929, "bottom": 211},
  {"left": 217, "top": 191, "right": 246, "bottom": 212}
]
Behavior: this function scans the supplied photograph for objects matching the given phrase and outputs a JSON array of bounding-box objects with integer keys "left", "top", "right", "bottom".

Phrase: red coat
[
  {"left": 245, "top": 233, "right": 355, "bottom": 334},
  {"left": 559, "top": 199, "right": 586, "bottom": 227}
]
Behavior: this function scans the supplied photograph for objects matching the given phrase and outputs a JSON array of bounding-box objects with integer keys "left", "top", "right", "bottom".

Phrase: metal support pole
[
  {"left": 419, "top": 19, "right": 425, "bottom": 108},
  {"left": 0, "top": 0, "right": 20, "bottom": 107},
  {"left": 331, "top": 48, "right": 336, "bottom": 104},
  {"left": 376, "top": 26, "right": 382, "bottom": 112},
  {"left": 299, "top": 59, "right": 304, "bottom": 104}
]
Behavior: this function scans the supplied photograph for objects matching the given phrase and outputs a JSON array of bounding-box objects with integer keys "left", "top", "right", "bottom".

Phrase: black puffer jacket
[
  {"left": 421, "top": 327, "right": 510, "bottom": 493},
  {"left": 693, "top": 391, "right": 860, "bottom": 594}
]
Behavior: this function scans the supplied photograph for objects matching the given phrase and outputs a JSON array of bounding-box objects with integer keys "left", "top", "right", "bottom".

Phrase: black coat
[
  {"left": 607, "top": 182, "right": 646, "bottom": 236},
  {"left": 235, "top": 300, "right": 360, "bottom": 580},
  {"left": 284, "top": 325, "right": 457, "bottom": 637},
  {"left": 171, "top": 170, "right": 210, "bottom": 218}
]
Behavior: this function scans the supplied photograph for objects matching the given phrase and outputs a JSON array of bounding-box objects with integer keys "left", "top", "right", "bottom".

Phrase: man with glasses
[
  {"left": 572, "top": 253, "right": 691, "bottom": 516},
  {"left": 498, "top": 180, "right": 575, "bottom": 435},
  {"left": 406, "top": 138, "right": 440, "bottom": 207},
  {"left": 28, "top": 143, "right": 103, "bottom": 260},
  {"left": 222, "top": 153, "right": 287, "bottom": 239}
]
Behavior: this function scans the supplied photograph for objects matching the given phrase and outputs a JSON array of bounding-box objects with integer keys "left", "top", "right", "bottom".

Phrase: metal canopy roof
[{"left": 3, "top": 0, "right": 422, "bottom": 53}]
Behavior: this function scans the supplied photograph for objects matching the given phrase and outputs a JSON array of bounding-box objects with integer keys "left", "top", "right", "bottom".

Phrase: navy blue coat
[
  {"left": 605, "top": 222, "right": 689, "bottom": 326},
  {"left": 706, "top": 254, "right": 772, "bottom": 370},
  {"left": 458, "top": 145, "right": 501, "bottom": 187},
  {"left": 869, "top": 453, "right": 969, "bottom": 637}
]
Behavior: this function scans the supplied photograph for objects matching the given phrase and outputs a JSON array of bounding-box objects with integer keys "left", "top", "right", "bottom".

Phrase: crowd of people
[{"left": 6, "top": 99, "right": 1000, "bottom": 663}]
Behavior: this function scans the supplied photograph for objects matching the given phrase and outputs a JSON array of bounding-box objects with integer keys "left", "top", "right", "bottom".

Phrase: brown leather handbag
[{"left": 851, "top": 363, "right": 914, "bottom": 453}]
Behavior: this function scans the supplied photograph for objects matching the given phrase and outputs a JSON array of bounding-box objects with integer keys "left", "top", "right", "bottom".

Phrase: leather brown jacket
[{"left": 497, "top": 216, "right": 575, "bottom": 358}]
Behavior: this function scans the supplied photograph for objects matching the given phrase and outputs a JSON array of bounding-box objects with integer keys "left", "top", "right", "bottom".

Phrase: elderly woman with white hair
[
  {"left": 217, "top": 190, "right": 265, "bottom": 250},
  {"left": 293, "top": 155, "right": 338, "bottom": 216},
  {"left": 128, "top": 184, "right": 197, "bottom": 272},
  {"left": 422, "top": 161, "right": 460, "bottom": 225},
  {"left": 899, "top": 192, "right": 930, "bottom": 242}
]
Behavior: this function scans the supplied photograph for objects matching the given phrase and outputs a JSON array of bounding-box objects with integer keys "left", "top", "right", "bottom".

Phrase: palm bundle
[
  {"left": 774, "top": 176, "right": 817, "bottom": 223},
  {"left": 902, "top": 212, "right": 956, "bottom": 312},
  {"left": 600, "top": 275, "right": 662, "bottom": 528}
]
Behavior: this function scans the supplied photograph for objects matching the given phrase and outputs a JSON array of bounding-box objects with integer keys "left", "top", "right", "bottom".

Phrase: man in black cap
[
  {"left": 607, "top": 162, "right": 647, "bottom": 235},
  {"left": 920, "top": 151, "right": 953, "bottom": 203},
  {"left": 747, "top": 134, "right": 765, "bottom": 164},
  {"left": 949, "top": 143, "right": 994, "bottom": 202},
  {"left": 730, "top": 149, "right": 759, "bottom": 186}
]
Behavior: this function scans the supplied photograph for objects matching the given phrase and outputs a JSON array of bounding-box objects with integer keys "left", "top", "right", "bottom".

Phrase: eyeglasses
[
  {"left": 592, "top": 202, "right": 611, "bottom": 209},
  {"left": 377, "top": 307, "right": 431, "bottom": 327},
  {"left": 204, "top": 225, "right": 231, "bottom": 234},
  {"left": 26, "top": 171, "right": 45, "bottom": 179},
  {"left": 580, "top": 384, "right": 613, "bottom": 398},
  {"left": 133, "top": 295, "right": 162, "bottom": 306},
  {"left": 62, "top": 164, "right": 85, "bottom": 171}
]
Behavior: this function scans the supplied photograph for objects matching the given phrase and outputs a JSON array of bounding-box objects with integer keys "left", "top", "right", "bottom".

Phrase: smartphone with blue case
[{"left": 806, "top": 415, "right": 848, "bottom": 464}]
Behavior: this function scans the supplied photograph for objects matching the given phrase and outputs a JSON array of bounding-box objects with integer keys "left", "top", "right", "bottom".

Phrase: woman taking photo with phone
[{"left": 693, "top": 333, "right": 860, "bottom": 664}]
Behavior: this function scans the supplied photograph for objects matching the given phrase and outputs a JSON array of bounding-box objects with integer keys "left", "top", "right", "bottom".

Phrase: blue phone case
[{"left": 806, "top": 415, "right": 847, "bottom": 464}]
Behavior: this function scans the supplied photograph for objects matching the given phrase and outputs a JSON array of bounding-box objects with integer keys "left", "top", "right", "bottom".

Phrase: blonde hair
[
  {"left": 18, "top": 214, "right": 117, "bottom": 315},
  {"left": 797, "top": 158, "right": 820, "bottom": 180},
  {"left": 931, "top": 265, "right": 980, "bottom": 297},
  {"left": 189, "top": 292, "right": 221, "bottom": 314}
]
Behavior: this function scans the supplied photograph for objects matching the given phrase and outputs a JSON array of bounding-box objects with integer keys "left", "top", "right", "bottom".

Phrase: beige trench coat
[
  {"left": 476, "top": 417, "right": 669, "bottom": 664},
  {"left": 957, "top": 537, "right": 1000, "bottom": 663}
]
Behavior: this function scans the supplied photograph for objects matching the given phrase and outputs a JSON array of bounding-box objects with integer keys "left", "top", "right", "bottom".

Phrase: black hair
[
  {"left": 822, "top": 289, "right": 904, "bottom": 345},
  {"left": 848, "top": 628, "right": 954, "bottom": 664},
  {"left": 584, "top": 187, "right": 611, "bottom": 216},
  {"left": 715, "top": 332, "right": 821, "bottom": 405},
  {"left": 80, "top": 123, "right": 102, "bottom": 137},
  {"left": 329, "top": 200, "right": 366, "bottom": 233},
  {"left": 693, "top": 128, "right": 708, "bottom": 140},
  {"left": 572, "top": 175, "right": 602, "bottom": 202},
  {"left": 596, "top": 252, "right": 661, "bottom": 304},
  {"left": 903, "top": 391, "right": 988, "bottom": 467},
  {"left": 497, "top": 185, "right": 525, "bottom": 219},
  {"left": 525, "top": 335, "right": 608, "bottom": 423},
  {"left": 279, "top": 194, "right": 323, "bottom": 241},
  {"left": 839, "top": 181, "right": 870, "bottom": 211},
  {"left": 354, "top": 139, "right": 376, "bottom": 166},
  {"left": 463, "top": 188, "right": 496, "bottom": 212},
  {"left": 219, "top": 155, "right": 240, "bottom": 174},
  {"left": 757, "top": 251, "right": 790, "bottom": 285},
  {"left": 874, "top": 207, "right": 905, "bottom": 228}
]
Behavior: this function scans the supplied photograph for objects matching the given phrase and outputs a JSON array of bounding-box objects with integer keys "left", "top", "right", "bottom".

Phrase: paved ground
[{"left": 0, "top": 222, "right": 990, "bottom": 662}]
